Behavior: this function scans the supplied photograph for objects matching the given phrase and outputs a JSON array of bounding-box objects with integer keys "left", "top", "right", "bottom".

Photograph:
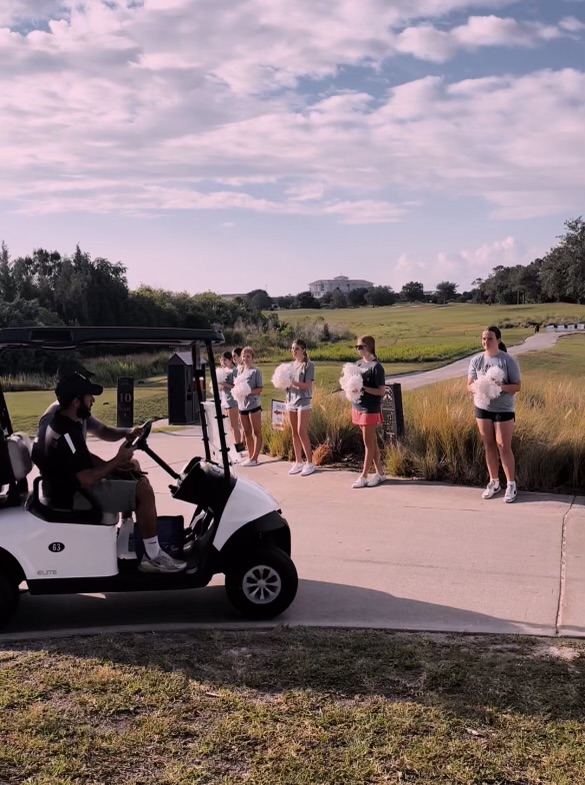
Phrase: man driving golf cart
[{"left": 40, "top": 373, "right": 186, "bottom": 574}]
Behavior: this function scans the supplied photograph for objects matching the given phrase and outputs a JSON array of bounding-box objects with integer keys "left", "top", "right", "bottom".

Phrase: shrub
[{"left": 385, "top": 376, "right": 585, "bottom": 492}]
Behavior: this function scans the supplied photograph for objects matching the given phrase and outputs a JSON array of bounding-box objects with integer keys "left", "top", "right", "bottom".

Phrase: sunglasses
[{"left": 355, "top": 344, "right": 366, "bottom": 350}]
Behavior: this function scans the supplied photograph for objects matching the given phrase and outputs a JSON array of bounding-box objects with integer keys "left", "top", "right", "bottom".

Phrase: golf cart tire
[
  {"left": 225, "top": 547, "right": 298, "bottom": 620},
  {"left": 0, "top": 573, "right": 19, "bottom": 629}
]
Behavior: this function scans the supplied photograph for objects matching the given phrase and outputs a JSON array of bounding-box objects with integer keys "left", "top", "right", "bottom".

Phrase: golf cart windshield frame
[{"left": 0, "top": 326, "right": 231, "bottom": 477}]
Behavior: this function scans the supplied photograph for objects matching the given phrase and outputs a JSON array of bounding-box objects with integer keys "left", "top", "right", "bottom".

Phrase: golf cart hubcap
[{"left": 242, "top": 564, "right": 282, "bottom": 604}]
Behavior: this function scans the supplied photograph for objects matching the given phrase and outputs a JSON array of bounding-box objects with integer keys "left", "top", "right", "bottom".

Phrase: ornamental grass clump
[{"left": 386, "top": 375, "right": 585, "bottom": 493}]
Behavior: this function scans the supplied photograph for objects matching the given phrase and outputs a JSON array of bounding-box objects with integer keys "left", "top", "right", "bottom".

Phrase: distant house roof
[{"left": 309, "top": 277, "right": 373, "bottom": 287}]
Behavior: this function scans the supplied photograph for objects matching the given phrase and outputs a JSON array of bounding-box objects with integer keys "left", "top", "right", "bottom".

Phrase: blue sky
[{"left": 0, "top": 0, "right": 584, "bottom": 295}]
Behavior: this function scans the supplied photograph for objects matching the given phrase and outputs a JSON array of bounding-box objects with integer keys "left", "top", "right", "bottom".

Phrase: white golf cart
[{"left": 0, "top": 327, "right": 297, "bottom": 629}]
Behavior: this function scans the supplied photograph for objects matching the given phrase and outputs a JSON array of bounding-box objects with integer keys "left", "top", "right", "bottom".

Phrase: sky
[{"left": 0, "top": 1, "right": 584, "bottom": 296}]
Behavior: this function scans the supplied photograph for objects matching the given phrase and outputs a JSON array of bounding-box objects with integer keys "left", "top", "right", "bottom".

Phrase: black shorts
[
  {"left": 240, "top": 406, "right": 262, "bottom": 416},
  {"left": 474, "top": 407, "right": 515, "bottom": 422}
]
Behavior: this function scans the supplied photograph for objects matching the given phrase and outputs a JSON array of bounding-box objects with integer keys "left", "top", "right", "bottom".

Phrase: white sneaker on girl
[
  {"left": 504, "top": 481, "right": 517, "bottom": 503},
  {"left": 288, "top": 463, "right": 303, "bottom": 475},
  {"left": 366, "top": 473, "right": 385, "bottom": 487},
  {"left": 352, "top": 476, "right": 368, "bottom": 488},
  {"left": 482, "top": 480, "right": 501, "bottom": 499},
  {"left": 300, "top": 463, "right": 316, "bottom": 476}
]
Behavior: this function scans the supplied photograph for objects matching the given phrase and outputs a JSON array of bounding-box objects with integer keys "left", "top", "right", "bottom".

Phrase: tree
[
  {"left": 330, "top": 289, "right": 348, "bottom": 308},
  {"left": 347, "top": 287, "right": 368, "bottom": 307},
  {"left": 245, "top": 289, "right": 272, "bottom": 310},
  {"left": 400, "top": 281, "right": 425, "bottom": 302},
  {"left": 293, "top": 291, "right": 320, "bottom": 309},
  {"left": 435, "top": 281, "right": 458, "bottom": 304},
  {"left": 365, "top": 286, "right": 396, "bottom": 307}
]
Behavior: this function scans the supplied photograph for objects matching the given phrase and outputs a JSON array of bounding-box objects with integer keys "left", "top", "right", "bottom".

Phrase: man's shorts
[{"left": 73, "top": 478, "right": 138, "bottom": 513}]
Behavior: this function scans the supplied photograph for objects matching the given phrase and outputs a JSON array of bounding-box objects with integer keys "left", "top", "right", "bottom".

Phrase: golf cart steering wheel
[{"left": 125, "top": 419, "right": 154, "bottom": 451}]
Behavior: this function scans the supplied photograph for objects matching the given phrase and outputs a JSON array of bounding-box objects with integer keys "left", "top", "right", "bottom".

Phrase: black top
[
  {"left": 43, "top": 411, "right": 93, "bottom": 508},
  {"left": 352, "top": 360, "right": 386, "bottom": 414}
]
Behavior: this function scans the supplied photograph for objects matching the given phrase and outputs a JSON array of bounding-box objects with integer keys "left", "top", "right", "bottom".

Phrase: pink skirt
[{"left": 352, "top": 410, "right": 383, "bottom": 426}]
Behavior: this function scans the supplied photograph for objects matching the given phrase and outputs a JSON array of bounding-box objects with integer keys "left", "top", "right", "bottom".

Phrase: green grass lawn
[
  {"left": 278, "top": 302, "right": 585, "bottom": 362},
  {"left": 1, "top": 629, "right": 584, "bottom": 785}
]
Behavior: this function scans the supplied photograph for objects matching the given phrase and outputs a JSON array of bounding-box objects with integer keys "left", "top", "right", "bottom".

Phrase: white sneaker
[
  {"left": 504, "top": 481, "right": 517, "bottom": 503},
  {"left": 352, "top": 476, "right": 368, "bottom": 488},
  {"left": 288, "top": 462, "right": 303, "bottom": 475},
  {"left": 300, "top": 463, "right": 316, "bottom": 476},
  {"left": 139, "top": 550, "right": 186, "bottom": 574},
  {"left": 482, "top": 480, "right": 501, "bottom": 499},
  {"left": 241, "top": 458, "right": 259, "bottom": 467},
  {"left": 366, "top": 473, "right": 385, "bottom": 487}
]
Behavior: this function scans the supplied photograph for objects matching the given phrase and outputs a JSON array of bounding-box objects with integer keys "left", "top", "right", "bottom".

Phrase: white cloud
[
  {"left": 391, "top": 237, "right": 538, "bottom": 289},
  {"left": 0, "top": 1, "right": 583, "bottom": 227}
]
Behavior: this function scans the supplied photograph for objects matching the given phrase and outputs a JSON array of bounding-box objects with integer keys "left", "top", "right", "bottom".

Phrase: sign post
[
  {"left": 381, "top": 383, "right": 404, "bottom": 443},
  {"left": 271, "top": 400, "right": 287, "bottom": 431},
  {"left": 117, "top": 376, "right": 134, "bottom": 428}
]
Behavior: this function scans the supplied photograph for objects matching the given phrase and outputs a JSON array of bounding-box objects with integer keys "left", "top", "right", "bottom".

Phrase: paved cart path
[{"left": 2, "top": 428, "right": 584, "bottom": 642}]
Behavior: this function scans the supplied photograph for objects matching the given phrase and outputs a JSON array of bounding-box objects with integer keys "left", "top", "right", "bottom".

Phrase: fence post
[{"left": 117, "top": 376, "right": 134, "bottom": 428}]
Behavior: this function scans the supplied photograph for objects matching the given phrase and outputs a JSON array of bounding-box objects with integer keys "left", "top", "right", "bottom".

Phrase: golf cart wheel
[
  {"left": 225, "top": 547, "right": 298, "bottom": 620},
  {"left": 0, "top": 573, "right": 19, "bottom": 629}
]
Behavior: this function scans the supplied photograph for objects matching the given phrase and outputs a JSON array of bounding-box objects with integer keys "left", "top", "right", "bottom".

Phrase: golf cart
[{"left": 0, "top": 327, "right": 298, "bottom": 629}]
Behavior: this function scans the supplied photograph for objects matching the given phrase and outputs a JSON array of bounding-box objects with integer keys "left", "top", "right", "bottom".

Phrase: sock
[{"left": 143, "top": 536, "right": 160, "bottom": 560}]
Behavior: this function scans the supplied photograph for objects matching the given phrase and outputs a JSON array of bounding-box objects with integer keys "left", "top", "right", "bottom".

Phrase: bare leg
[
  {"left": 288, "top": 410, "right": 303, "bottom": 463},
  {"left": 495, "top": 420, "right": 516, "bottom": 482},
  {"left": 362, "top": 424, "right": 381, "bottom": 477},
  {"left": 250, "top": 410, "right": 263, "bottom": 461},
  {"left": 297, "top": 409, "right": 313, "bottom": 463},
  {"left": 227, "top": 407, "right": 242, "bottom": 445},
  {"left": 476, "top": 418, "right": 499, "bottom": 480},
  {"left": 240, "top": 413, "right": 254, "bottom": 455},
  {"left": 134, "top": 478, "right": 157, "bottom": 539}
]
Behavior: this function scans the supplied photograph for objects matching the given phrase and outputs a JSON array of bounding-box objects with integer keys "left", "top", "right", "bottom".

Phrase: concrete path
[
  {"left": 387, "top": 331, "right": 580, "bottom": 390},
  {"left": 2, "top": 430, "right": 584, "bottom": 641}
]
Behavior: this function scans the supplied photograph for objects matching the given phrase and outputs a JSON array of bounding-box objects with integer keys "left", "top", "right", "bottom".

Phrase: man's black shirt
[{"left": 43, "top": 411, "right": 93, "bottom": 508}]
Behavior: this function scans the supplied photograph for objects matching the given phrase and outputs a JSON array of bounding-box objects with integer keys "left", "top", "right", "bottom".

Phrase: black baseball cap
[{"left": 55, "top": 373, "right": 103, "bottom": 404}]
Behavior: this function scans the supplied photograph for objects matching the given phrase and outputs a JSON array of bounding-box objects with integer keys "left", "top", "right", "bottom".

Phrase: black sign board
[
  {"left": 117, "top": 377, "right": 134, "bottom": 428},
  {"left": 0, "top": 385, "right": 13, "bottom": 438},
  {"left": 381, "top": 383, "right": 404, "bottom": 443}
]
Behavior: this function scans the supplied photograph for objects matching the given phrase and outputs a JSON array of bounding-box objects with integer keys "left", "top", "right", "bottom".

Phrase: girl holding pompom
[
  {"left": 351, "top": 335, "right": 386, "bottom": 488},
  {"left": 467, "top": 325, "right": 521, "bottom": 503},
  {"left": 286, "top": 339, "right": 316, "bottom": 477},
  {"left": 237, "top": 346, "right": 263, "bottom": 467},
  {"left": 218, "top": 351, "right": 245, "bottom": 457}
]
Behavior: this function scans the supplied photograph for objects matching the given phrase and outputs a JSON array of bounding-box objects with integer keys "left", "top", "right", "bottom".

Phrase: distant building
[
  {"left": 308, "top": 275, "right": 374, "bottom": 298},
  {"left": 219, "top": 293, "right": 246, "bottom": 301}
]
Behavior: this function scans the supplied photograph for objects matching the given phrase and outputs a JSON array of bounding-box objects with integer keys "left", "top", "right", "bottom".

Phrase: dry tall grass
[
  {"left": 262, "top": 376, "right": 585, "bottom": 492},
  {"left": 386, "top": 376, "right": 585, "bottom": 492},
  {"left": 262, "top": 387, "right": 362, "bottom": 465}
]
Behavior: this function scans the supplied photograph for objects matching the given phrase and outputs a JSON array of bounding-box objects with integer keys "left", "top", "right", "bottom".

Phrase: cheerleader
[
  {"left": 351, "top": 335, "right": 386, "bottom": 488},
  {"left": 286, "top": 339, "right": 315, "bottom": 476}
]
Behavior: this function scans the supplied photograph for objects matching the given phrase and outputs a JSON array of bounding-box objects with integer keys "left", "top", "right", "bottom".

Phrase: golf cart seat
[
  {"left": 0, "top": 432, "right": 33, "bottom": 507},
  {"left": 28, "top": 476, "right": 118, "bottom": 526}
]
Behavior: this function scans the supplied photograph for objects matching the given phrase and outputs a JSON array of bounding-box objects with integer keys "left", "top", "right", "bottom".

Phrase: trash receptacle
[{"left": 167, "top": 351, "right": 196, "bottom": 425}]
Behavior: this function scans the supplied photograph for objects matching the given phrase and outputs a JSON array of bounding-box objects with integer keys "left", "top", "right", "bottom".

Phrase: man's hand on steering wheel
[{"left": 126, "top": 424, "right": 145, "bottom": 442}]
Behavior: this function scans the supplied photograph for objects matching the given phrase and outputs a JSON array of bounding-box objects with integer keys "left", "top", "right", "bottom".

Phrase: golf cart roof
[{"left": 0, "top": 326, "right": 224, "bottom": 350}]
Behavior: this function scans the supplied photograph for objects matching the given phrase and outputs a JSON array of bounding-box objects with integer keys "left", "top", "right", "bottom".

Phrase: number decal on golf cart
[{"left": 48, "top": 542, "right": 65, "bottom": 553}]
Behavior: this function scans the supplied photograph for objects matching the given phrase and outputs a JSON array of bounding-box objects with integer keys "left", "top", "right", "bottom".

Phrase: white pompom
[
  {"left": 272, "top": 362, "right": 295, "bottom": 390},
  {"left": 209, "top": 368, "right": 230, "bottom": 397},
  {"left": 339, "top": 362, "right": 364, "bottom": 403},
  {"left": 471, "top": 365, "right": 505, "bottom": 408},
  {"left": 232, "top": 376, "right": 251, "bottom": 406}
]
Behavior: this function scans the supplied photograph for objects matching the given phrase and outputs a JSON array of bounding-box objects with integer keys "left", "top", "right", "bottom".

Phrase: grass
[
  {"left": 280, "top": 302, "right": 585, "bottom": 362},
  {"left": 1, "top": 629, "right": 585, "bottom": 784}
]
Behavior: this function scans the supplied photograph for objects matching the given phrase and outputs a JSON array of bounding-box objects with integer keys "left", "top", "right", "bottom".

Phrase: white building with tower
[{"left": 308, "top": 275, "right": 374, "bottom": 299}]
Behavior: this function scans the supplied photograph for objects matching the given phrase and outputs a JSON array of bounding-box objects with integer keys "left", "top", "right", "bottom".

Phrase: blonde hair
[
  {"left": 242, "top": 345, "right": 255, "bottom": 359},
  {"left": 293, "top": 338, "right": 309, "bottom": 371},
  {"left": 358, "top": 335, "right": 376, "bottom": 358}
]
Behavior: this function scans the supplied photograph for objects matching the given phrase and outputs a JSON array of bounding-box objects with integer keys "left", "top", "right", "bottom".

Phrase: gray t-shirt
[
  {"left": 286, "top": 360, "right": 315, "bottom": 408},
  {"left": 219, "top": 369, "right": 238, "bottom": 410},
  {"left": 238, "top": 367, "right": 263, "bottom": 411},
  {"left": 468, "top": 351, "right": 521, "bottom": 412}
]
